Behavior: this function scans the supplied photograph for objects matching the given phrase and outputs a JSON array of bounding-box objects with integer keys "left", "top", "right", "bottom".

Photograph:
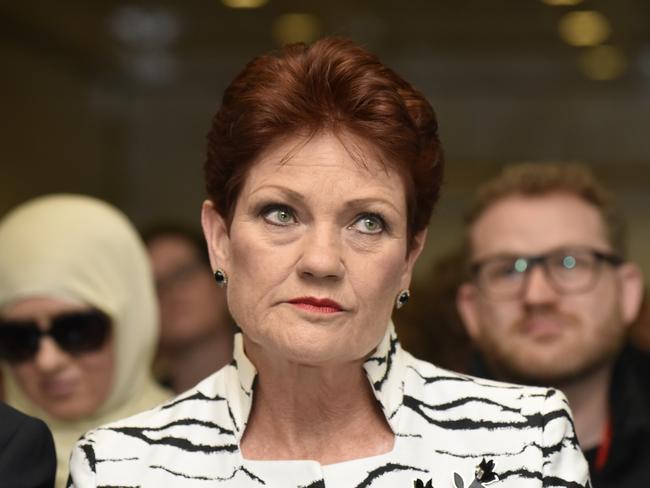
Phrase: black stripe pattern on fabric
[
  {"left": 298, "top": 480, "right": 326, "bottom": 488},
  {"left": 107, "top": 425, "right": 238, "bottom": 453},
  {"left": 66, "top": 329, "right": 590, "bottom": 487},
  {"left": 161, "top": 391, "right": 229, "bottom": 410},
  {"left": 149, "top": 465, "right": 265, "bottom": 484},
  {"left": 96, "top": 485, "right": 140, "bottom": 488},
  {"left": 79, "top": 442, "right": 97, "bottom": 473},
  {"left": 402, "top": 394, "right": 547, "bottom": 430},
  {"left": 353, "top": 462, "right": 428, "bottom": 488},
  {"left": 368, "top": 335, "right": 399, "bottom": 391}
]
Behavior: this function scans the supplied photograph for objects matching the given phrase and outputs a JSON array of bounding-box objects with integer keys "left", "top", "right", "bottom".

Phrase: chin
[
  {"left": 247, "top": 330, "right": 358, "bottom": 367},
  {"left": 46, "top": 407, "right": 88, "bottom": 421},
  {"left": 499, "top": 353, "right": 593, "bottom": 386},
  {"left": 42, "top": 399, "right": 96, "bottom": 421},
  {"left": 277, "top": 336, "right": 348, "bottom": 365}
]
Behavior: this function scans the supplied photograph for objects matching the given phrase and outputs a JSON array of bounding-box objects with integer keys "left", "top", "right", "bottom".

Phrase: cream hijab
[{"left": 0, "top": 194, "right": 171, "bottom": 487}]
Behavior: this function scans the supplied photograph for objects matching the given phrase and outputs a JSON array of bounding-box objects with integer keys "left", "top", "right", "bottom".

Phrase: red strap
[{"left": 594, "top": 414, "right": 612, "bottom": 472}]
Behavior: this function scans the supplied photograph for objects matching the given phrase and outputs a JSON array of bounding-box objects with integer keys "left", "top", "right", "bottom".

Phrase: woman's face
[
  {"left": 203, "top": 132, "right": 425, "bottom": 366},
  {"left": 1, "top": 296, "right": 115, "bottom": 420}
]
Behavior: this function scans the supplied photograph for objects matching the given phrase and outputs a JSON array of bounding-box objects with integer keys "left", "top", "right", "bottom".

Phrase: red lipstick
[{"left": 287, "top": 297, "right": 343, "bottom": 314}]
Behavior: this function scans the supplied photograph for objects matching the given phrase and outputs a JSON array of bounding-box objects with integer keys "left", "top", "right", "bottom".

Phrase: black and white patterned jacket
[{"left": 68, "top": 325, "right": 590, "bottom": 488}]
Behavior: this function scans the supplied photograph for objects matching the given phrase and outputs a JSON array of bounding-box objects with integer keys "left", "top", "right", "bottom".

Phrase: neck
[
  {"left": 160, "top": 329, "right": 233, "bottom": 393},
  {"left": 556, "top": 364, "right": 613, "bottom": 451},
  {"left": 241, "top": 343, "right": 394, "bottom": 464}
]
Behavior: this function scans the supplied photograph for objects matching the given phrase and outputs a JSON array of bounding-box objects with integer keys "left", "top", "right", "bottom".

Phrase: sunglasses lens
[
  {"left": 0, "top": 323, "right": 41, "bottom": 363},
  {"left": 51, "top": 310, "right": 111, "bottom": 354}
]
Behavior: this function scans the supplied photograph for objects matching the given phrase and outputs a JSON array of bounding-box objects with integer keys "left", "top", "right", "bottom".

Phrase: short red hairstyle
[{"left": 204, "top": 37, "right": 444, "bottom": 248}]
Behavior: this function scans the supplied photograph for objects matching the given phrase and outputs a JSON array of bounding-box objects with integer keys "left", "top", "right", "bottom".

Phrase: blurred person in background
[
  {"left": 0, "top": 195, "right": 171, "bottom": 487},
  {"left": 456, "top": 163, "right": 648, "bottom": 487},
  {"left": 629, "top": 290, "right": 650, "bottom": 352},
  {"left": 0, "top": 401, "right": 56, "bottom": 487},
  {"left": 626, "top": 291, "right": 650, "bottom": 382},
  {"left": 69, "top": 38, "right": 588, "bottom": 487},
  {"left": 143, "top": 224, "right": 234, "bottom": 393},
  {"left": 395, "top": 248, "right": 472, "bottom": 372}
]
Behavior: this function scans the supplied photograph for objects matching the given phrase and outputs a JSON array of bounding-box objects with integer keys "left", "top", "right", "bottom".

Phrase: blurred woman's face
[
  {"left": 203, "top": 132, "right": 425, "bottom": 367},
  {"left": 1, "top": 296, "right": 115, "bottom": 420},
  {"left": 147, "top": 235, "right": 228, "bottom": 349}
]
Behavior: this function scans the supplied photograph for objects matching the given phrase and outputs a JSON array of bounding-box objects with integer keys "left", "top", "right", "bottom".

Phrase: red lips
[{"left": 287, "top": 296, "right": 343, "bottom": 314}]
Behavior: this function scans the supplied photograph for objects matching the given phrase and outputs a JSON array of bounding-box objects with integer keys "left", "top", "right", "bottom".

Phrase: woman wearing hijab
[
  {"left": 68, "top": 38, "right": 590, "bottom": 487},
  {"left": 0, "top": 194, "right": 171, "bottom": 487}
]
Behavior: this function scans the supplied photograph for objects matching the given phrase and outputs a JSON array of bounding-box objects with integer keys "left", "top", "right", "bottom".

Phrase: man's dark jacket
[
  {"left": 0, "top": 401, "right": 56, "bottom": 488},
  {"left": 470, "top": 347, "right": 650, "bottom": 488}
]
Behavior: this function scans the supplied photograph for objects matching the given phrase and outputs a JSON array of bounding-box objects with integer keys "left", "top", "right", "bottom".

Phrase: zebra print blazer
[{"left": 68, "top": 325, "right": 590, "bottom": 488}]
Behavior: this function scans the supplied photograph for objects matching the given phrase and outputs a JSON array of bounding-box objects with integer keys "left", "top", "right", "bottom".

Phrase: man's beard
[
  {"left": 483, "top": 347, "right": 617, "bottom": 389},
  {"left": 479, "top": 309, "right": 625, "bottom": 389}
]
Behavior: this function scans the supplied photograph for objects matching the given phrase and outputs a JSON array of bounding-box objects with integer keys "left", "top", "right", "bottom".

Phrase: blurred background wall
[{"left": 2, "top": 0, "right": 649, "bottom": 278}]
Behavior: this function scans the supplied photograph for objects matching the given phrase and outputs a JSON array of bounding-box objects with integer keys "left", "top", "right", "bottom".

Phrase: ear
[
  {"left": 456, "top": 281, "right": 483, "bottom": 342},
  {"left": 399, "top": 228, "right": 428, "bottom": 289},
  {"left": 616, "top": 262, "right": 645, "bottom": 326},
  {"left": 201, "top": 200, "right": 231, "bottom": 273}
]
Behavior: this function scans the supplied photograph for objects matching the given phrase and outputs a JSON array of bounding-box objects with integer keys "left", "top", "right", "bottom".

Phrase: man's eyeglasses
[
  {"left": 470, "top": 246, "right": 623, "bottom": 300},
  {"left": 0, "top": 309, "right": 111, "bottom": 363}
]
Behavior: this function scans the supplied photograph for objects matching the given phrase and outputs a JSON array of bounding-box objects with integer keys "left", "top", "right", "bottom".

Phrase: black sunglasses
[{"left": 0, "top": 309, "right": 111, "bottom": 363}]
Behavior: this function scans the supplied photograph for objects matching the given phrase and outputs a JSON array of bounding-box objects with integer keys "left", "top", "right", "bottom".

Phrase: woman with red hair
[{"left": 69, "top": 37, "right": 589, "bottom": 488}]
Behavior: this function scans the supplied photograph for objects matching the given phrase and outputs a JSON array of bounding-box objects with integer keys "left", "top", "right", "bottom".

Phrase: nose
[
  {"left": 296, "top": 224, "right": 344, "bottom": 281},
  {"left": 521, "top": 265, "right": 559, "bottom": 306},
  {"left": 33, "top": 337, "right": 69, "bottom": 373}
]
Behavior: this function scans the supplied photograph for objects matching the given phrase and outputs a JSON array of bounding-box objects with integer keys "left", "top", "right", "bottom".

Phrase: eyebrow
[
  {"left": 248, "top": 185, "right": 401, "bottom": 214},
  {"left": 344, "top": 197, "right": 401, "bottom": 215},
  {"left": 247, "top": 185, "right": 305, "bottom": 202}
]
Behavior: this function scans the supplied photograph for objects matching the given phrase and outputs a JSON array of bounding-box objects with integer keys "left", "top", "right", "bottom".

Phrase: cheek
[
  {"left": 78, "top": 342, "right": 115, "bottom": 404},
  {"left": 226, "top": 237, "right": 294, "bottom": 326},
  {"left": 231, "top": 226, "right": 269, "bottom": 276},
  {"left": 229, "top": 232, "right": 295, "bottom": 294},
  {"left": 567, "top": 289, "right": 621, "bottom": 329},
  {"left": 476, "top": 299, "right": 520, "bottom": 334},
  {"left": 10, "top": 363, "right": 40, "bottom": 390},
  {"left": 354, "top": 248, "right": 407, "bottom": 309}
]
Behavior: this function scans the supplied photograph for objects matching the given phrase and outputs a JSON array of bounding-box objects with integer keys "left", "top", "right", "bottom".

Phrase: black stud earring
[
  {"left": 214, "top": 268, "right": 228, "bottom": 287},
  {"left": 395, "top": 289, "right": 410, "bottom": 309}
]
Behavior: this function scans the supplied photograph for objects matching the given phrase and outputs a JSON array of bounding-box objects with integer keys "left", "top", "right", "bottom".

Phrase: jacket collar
[
  {"left": 361, "top": 322, "right": 405, "bottom": 433},
  {"left": 224, "top": 323, "right": 406, "bottom": 440}
]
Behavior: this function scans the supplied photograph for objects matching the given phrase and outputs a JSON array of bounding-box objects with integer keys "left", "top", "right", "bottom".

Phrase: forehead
[
  {"left": 1, "top": 296, "right": 87, "bottom": 320},
  {"left": 148, "top": 235, "right": 198, "bottom": 262},
  {"left": 239, "top": 132, "right": 405, "bottom": 204},
  {"left": 470, "top": 193, "right": 610, "bottom": 258}
]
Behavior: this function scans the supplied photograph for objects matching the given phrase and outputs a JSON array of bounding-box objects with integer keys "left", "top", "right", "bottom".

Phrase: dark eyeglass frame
[
  {"left": 470, "top": 246, "right": 623, "bottom": 300},
  {"left": 0, "top": 309, "right": 112, "bottom": 364}
]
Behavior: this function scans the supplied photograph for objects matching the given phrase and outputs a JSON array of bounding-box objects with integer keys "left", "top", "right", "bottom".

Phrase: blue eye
[
  {"left": 262, "top": 206, "right": 297, "bottom": 226},
  {"left": 350, "top": 214, "right": 385, "bottom": 234}
]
